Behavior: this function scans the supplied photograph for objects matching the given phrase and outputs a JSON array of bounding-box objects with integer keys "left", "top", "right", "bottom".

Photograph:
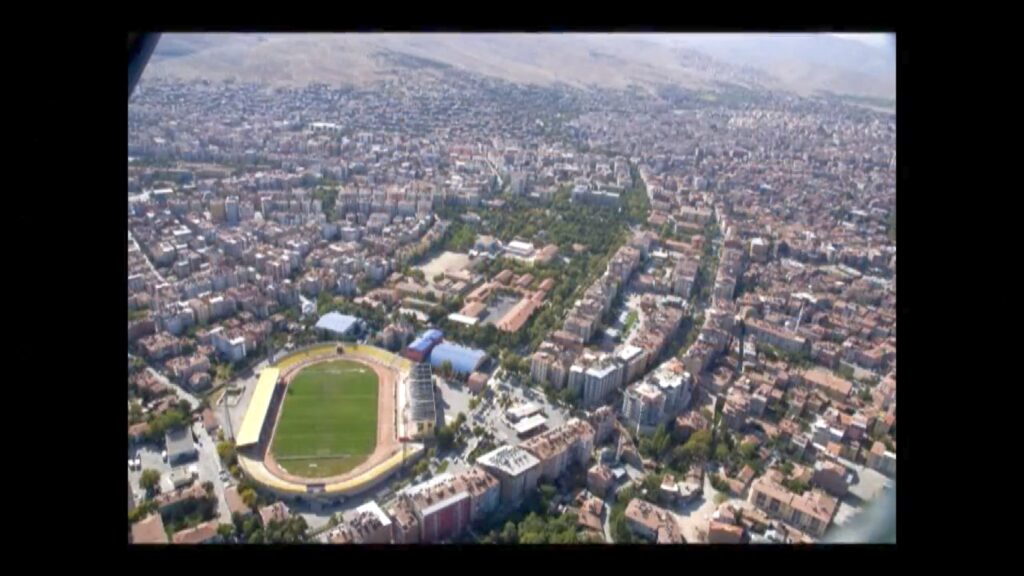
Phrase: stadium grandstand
[
  {"left": 236, "top": 367, "right": 282, "bottom": 449},
  {"left": 408, "top": 362, "right": 437, "bottom": 438}
]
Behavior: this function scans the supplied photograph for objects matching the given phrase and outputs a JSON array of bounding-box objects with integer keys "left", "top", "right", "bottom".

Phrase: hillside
[{"left": 145, "top": 33, "right": 894, "bottom": 101}]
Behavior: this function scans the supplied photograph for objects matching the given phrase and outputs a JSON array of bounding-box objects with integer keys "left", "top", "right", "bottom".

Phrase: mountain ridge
[{"left": 146, "top": 33, "right": 894, "bottom": 101}]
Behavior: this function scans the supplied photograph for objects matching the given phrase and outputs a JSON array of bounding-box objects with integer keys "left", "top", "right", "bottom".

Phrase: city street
[
  {"left": 192, "top": 421, "right": 231, "bottom": 522},
  {"left": 129, "top": 229, "right": 166, "bottom": 284},
  {"left": 146, "top": 367, "right": 200, "bottom": 410}
]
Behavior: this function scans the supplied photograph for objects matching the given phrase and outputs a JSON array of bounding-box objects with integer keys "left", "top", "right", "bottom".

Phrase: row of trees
[
  {"left": 141, "top": 404, "right": 193, "bottom": 443},
  {"left": 435, "top": 412, "right": 467, "bottom": 452},
  {"left": 482, "top": 510, "right": 589, "bottom": 544},
  {"left": 608, "top": 484, "right": 639, "bottom": 543},
  {"left": 164, "top": 487, "right": 219, "bottom": 535},
  {"left": 229, "top": 512, "right": 309, "bottom": 544},
  {"left": 757, "top": 343, "right": 814, "bottom": 369},
  {"left": 622, "top": 164, "right": 652, "bottom": 225},
  {"left": 477, "top": 478, "right": 600, "bottom": 544},
  {"left": 317, "top": 292, "right": 391, "bottom": 333}
]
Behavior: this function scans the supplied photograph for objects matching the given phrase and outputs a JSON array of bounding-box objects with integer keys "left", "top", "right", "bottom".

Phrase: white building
[
  {"left": 505, "top": 240, "right": 535, "bottom": 259},
  {"left": 476, "top": 445, "right": 542, "bottom": 505},
  {"left": 622, "top": 382, "right": 666, "bottom": 434},
  {"left": 583, "top": 361, "right": 624, "bottom": 408}
]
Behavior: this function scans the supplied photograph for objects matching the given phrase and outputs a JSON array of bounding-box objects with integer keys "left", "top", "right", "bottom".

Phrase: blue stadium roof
[
  {"left": 409, "top": 329, "right": 444, "bottom": 353},
  {"left": 315, "top": 312, "right": 360, "bottom": 335},
  {"left": 429, "top": 342, "right": 487, "bottom": 375}
]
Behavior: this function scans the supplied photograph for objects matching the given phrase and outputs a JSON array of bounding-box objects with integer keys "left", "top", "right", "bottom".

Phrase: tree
[
  {"left": 436, "top": 425, "right": 456, "bottom": 451},
  {"left": 129, "top": 400, "right": 144, "bottom": 424},
  {"left": 501, "top": 521, "right": 518, "bottom": 544},
  {"left": 837, "top": 364, "right": 856, "bottom": 381},
  {"left": 129, "top": 356, "right": 146, "bottom": 374},
  {"left": 203, "top": 481, "right": 214, "bottom": 496},
  {"left": 469, "top": 397, "right": 480, "bottom": 411},
  {"left": 780, "top": 461, "right": 795, "bottom": 477},
  {"left": 217, "top": 441, "right": 238, "bottom": 467},
  {"left": 538, "top": 484, "right": 557, "bottom": 510},
  {"left": 240, "top": 488, "right": 258, "bottom": 509},
  {"left": 140, "top": 469, "right": 161, "bottom": 494},
  {"left": 714, "top": 443, "right": 731, "bottom": 462},
  {"left": 678, "top": 429, "right": 713, "bottom": 464},
  {"left": 710, "top": 473, "right": 730, "bottom": 493},
  {"left": 782, "top": 478, "right": 809, "bottom": 495},
  {"left": 501, "top": 352, "right": 523, "bottom": 374},
  {"left": 738, "top": 442, "right": 758, "bottom": 461},
  {"left": 217, "top": 523, "right": 235, "bottom": 541},
  {"left": 439, "top": 360, "right": 453, "bottom": 379}
]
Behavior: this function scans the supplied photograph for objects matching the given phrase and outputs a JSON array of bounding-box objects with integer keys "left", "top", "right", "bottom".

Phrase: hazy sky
[{"left": 829, "top": 33, "right": 894, "bottom": 49}]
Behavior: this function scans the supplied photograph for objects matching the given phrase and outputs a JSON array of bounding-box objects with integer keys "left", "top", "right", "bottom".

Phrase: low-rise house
[
  {"left": 708, "top": 520, "right": 745, "bottom": 544},
  {"left": 587, "top": 464, "right": 615, "bottom": 497},
  {"left": 748, "top": 476, "right": 838, "bottom": 538},
  {"left": 258, "top": 501, "right": 290, "bottom": 527},
  {"left": 153, "top": 483, "right": 207, "bottom": 516},
  {"left": 623, "top": 499, "right": 684, "bottom": 543},
  {"left": 575, "top": 493, "right": 605, "bottom": 535},
  {"left": 223, "top": 485, "right": 251, "bottom": 518},
  {"left": 131, "top": 513, "right": 169, "bottom": 544},
  {"left": 171, "top": 520, "right": 221, "bottom": 544},
  {"left": 812, "top": 460, "right": 851, "bottom": 497},
  {"left": 201, "top": 408, "right": 218, "bottom": 434}
]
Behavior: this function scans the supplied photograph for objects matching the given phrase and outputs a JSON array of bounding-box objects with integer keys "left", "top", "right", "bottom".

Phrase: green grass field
[{"left": 270, "top": 360, "right": 378, "bottom": 478}]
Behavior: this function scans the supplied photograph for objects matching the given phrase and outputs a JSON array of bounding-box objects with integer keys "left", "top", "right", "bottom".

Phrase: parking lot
[
  {"left": 128, "top": 420, "right": 232, "bottom": 522},
  {"left": 128, "top": 443, "right": 171, "bottom": 500},
  {"left": 435, "top": 376, "right": 474, "bottom": 426},
  {"left": 476, "top": 373, "right": 569, "bottom": 446}
]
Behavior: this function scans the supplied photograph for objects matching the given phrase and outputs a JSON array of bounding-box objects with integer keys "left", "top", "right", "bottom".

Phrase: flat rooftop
[{"left": 476, "top": 445, "right": 540, "bottom": 476}]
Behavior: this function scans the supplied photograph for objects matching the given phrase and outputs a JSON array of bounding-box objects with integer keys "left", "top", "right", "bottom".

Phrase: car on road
[{"left": 161, "top": 450, "right": 168, "bottom": 462}]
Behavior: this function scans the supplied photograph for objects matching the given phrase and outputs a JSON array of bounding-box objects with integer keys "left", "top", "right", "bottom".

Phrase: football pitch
[{"left": 270, "top": 359, "right": 379, "bottom": 478}]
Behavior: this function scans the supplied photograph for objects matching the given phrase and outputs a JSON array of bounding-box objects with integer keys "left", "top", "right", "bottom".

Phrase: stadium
[{"left": 235, "top": 343, "right": 427, "bottom": 504}]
